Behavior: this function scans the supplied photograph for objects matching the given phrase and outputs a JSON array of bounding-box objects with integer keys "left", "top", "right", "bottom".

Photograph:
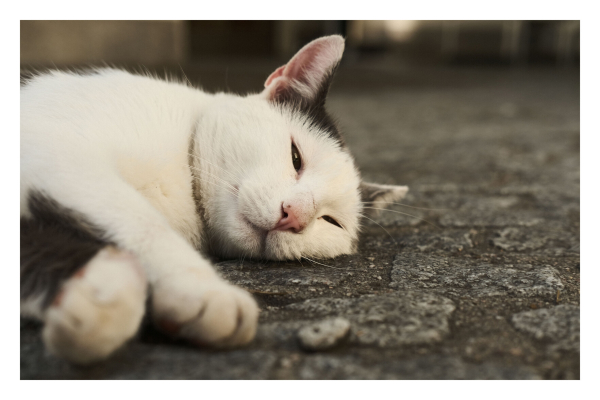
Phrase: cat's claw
[
  {"left": 152, "top": 271, "right": 259, "bottom": 347},
  {"left": 42, "top": 247, "right": 147, "bottom": 364}
]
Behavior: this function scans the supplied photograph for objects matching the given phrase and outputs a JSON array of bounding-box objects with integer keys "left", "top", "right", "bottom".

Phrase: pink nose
[{"left": 272, "top": 203, "right": 304, "bottom": 233}]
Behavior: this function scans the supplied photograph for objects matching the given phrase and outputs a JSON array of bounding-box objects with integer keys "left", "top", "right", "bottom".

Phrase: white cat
[{"left": 20, "top": 35, "right": 408, "bottom": 364}]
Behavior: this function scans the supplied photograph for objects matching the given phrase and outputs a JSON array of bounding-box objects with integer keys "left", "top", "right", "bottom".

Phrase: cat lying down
[{"left": 20, "top": 35, "right": 408, "bottom": 364}]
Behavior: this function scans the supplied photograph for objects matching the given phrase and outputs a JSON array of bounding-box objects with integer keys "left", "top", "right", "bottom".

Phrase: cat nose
[{"left": 272, "top": 203, "right": 304, "bottom": 233}]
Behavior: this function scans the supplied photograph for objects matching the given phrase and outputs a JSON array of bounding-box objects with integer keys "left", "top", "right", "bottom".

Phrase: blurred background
[
  {"left": 21, "top": 20, "right": 580, "bottom": 91},
  {"left": 21, "top": 21, "right": 580, "bottom": 67}
]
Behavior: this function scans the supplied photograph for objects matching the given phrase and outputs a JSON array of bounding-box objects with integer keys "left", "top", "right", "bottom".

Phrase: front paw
[{"left": 151, "top": 270, "right": 258, "bottom": 347}]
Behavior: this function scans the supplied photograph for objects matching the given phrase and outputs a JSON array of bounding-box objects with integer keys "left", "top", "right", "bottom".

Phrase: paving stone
[
  {"left": 390, "top": 253, "right": 564, "bottom": 298},
  {"left": 215, "top": 260, "right": 344, "bottom": 289},
  {"left": 511, "top": 305, "right": 580, "bottom": 353},
  {"left": 284, "top": 292, "right": 455, "bottom": 347},
  {"left": 398, "top": 230, "right": 474, "bottom": 252},
  {"left": 492, "top": 227, "right": 547, "bottom": 251},
  {"left": 298, "top": 354, "right": 542, "bottom": 380},
  {"left": 491, "top": 227, "right": 579, "bottom": 256},
  {"left": 439, "top": 209, "right": 545, "bottom": 228}
]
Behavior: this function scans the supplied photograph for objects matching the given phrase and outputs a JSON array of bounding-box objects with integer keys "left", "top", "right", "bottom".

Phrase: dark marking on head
[
  {"left": 271, "top": 62, "right": 345, "bottom": 147},
  {"left": 21, "top": 191, "right": 111, "bottom": 309}
]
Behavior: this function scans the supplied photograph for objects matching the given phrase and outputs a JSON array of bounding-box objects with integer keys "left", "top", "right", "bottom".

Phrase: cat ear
[
  {"left": 360, "top": 182, "right": 409, "bottom": 211},
  {"left": 262, "top": 35, "right": 344, "bottom": 105}
]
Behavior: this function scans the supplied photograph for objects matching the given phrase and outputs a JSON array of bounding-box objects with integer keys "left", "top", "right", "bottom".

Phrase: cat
[{"left": 20, "top": 35, "right": 408, "bottom": 364}]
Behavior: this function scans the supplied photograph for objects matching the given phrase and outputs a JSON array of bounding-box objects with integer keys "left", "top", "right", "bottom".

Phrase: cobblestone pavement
[{"left": 20, "top": 62, "right": 580, "bottom": 379}]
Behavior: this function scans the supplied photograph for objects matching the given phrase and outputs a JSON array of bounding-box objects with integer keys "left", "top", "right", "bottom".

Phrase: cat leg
[
  {"left": 151, "top": 268, "right": 258, "bottom": 347},
  {"left": 21, "top": 199, "right": 147, "bottom": 364},
  {"left": 43, "top": 246, "right": 146, "bottom": 364},
  {"left": 25, "top": 173, "right": 259, "bottom": 348}
]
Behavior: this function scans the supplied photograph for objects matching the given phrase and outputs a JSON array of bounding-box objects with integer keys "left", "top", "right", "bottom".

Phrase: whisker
[
  {"left": 193, "top": 175, "right": 239, "bottom": 198},
  {"left": 187, "top": 152, "right": 242, "bottom": 185},
  {"left": 302, "top": 256, "right": 360, "bottom": 271},
  {"left": 301, "top": 256, "right": 342, "bottom": 269},
  {"left": 361, "top": 207, "right": 441, "bottom": 229},
  {"left": 191, "top": 169, "right": 239, "bottom": 195},
  {"left": 188, "top": 165, "right": 239, "bottom": 193},
  {"left": 360, "top": 214, "right": 399, "bottom": 246},
  {"left": 361, "top": 201, "right": 448, "bottom": 211},
  {"left": 240, "top": 251, "right": 247, "bottom": 268}
]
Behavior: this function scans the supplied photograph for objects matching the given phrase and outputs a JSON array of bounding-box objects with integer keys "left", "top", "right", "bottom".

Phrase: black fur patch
[
  {"left": 21, "top": 192, "right": 111, "bottom": 309},
  {"left": 271, "top": 62, "right": 345, "bottom": 147}
]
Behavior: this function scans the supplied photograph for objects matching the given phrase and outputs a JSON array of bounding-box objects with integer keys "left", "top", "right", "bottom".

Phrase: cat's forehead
[{"left": 209, "top": 93, "right": 360, "bottom": 196}]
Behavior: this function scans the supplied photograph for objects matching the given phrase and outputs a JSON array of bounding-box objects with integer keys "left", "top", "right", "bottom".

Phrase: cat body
[{"left": 20, "top": 36, "right": 408, "bottom": 363}]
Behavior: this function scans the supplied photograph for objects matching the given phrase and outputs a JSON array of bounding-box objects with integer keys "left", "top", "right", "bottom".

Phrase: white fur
[{"left": 42, "top": 247, "right": 146, "bottom": 364}]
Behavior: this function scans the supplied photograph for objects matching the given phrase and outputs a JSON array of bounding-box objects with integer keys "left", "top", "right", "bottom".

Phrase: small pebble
[
  {"left": 280, "top": 358, "right": 292, "bottom": 368},
  {"left": 377, "top": 276, "right": 382, "bottom": 280},
  {"left": 297, "top": 318, "right": 351, "bottom": 351}
]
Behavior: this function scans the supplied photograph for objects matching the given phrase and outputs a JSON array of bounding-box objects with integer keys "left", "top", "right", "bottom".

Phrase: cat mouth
[{"left": 240, "top": 214, "right": 295, "bottom": 258}]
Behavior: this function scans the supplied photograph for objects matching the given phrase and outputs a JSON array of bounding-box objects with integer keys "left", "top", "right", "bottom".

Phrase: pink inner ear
[
  {"left": 264, "top": 65, "right": 286, "bottom": 88},
  {"left": 262, "top": 35, "right": 344, "bottom": 99},
  {"left": 283, "top": 42, "right": 326, "bottom": 84}
]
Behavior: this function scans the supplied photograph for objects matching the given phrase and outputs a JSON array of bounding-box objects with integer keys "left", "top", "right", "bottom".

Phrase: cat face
[{"left": 192, "top": 35, "right": 408, "bottom": 261}]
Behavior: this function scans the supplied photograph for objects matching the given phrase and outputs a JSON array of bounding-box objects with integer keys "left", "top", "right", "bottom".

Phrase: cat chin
[{"left": 211, "top": 219, "right": 356, "bottom": 261}]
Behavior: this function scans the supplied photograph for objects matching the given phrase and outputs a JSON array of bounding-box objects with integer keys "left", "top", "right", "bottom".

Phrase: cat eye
[
  {"left": 322, "top": 215, "right": 342, "bottom": 229},
  {"left": 291, "top": 143, "right": 302, "bottom": 172}
]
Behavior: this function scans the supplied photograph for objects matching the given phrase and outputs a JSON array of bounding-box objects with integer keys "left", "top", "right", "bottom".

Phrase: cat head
[{"left": 193, "top": 35, "right": 408, "bottom": 261}]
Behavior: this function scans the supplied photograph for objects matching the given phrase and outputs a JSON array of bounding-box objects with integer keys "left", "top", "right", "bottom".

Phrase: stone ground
[{"left": 20, "top": 59, "right": 580, "bottom": 379}]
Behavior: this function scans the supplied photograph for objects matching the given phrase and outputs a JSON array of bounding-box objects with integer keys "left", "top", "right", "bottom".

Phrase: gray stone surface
[
  {"left": 491, "top": 227, "right": 579, "bottom": 256},
  {"left": 284, "top": 292, "right": 456, "bottom": 347},
  {"left": 512, "top": 305, "right": 580, "bottom": 353},
  {"left": 20, "top": 318, "right": 277, "bottom": 379},
  {"left": 298, "top": 354, "right": 542, "bottom": 380},
  {"left": 20, "top": 64, "right": 580, "bottom": 379},
  {"left": 390, "top": 254, "right": 564, "bottom": 298},
  {"left": 493, "top": 227, "right": 548, "bottom": 251},
  {"left": 215, "top": 260, "right": 343, "bottom": 288}
]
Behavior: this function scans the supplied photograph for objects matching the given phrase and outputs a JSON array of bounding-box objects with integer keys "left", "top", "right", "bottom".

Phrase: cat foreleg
[{"left": 37, "top": 174, "right": 259, "bottom": 349}]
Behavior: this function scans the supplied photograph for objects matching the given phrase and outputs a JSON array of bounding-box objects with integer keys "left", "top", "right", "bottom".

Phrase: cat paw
[
  {"left": 152, "top": 271, "right": 259, "bottom": 347},
  {"left": 42, "top": 247, "right": 147, "bottom": 364}
]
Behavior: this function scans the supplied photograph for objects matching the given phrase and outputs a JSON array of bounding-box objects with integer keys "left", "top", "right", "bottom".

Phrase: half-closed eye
[{"left": 322, "top": 215, "right": 342, "bottom": 229}]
